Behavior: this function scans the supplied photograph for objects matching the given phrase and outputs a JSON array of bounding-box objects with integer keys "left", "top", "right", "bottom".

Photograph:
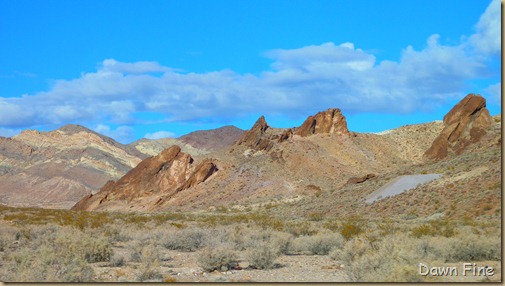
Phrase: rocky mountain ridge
[{"left": 0, "top": 125, "right": 238, "bottom": 209}]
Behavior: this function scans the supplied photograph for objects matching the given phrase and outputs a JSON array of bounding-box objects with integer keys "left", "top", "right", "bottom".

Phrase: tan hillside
[{"left": 0, "top": 125, "right": 146, "bottom": 209}]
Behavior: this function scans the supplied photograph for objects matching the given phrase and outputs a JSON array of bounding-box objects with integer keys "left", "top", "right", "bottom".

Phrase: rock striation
[
  {"left": 71, "top": 145, "right": 218, "bottom": 211},
  {"left": 424, "top": 94, "right": 492, "bottom": 160},
  {"left": 0, "top": 125, "right": 146, "bottom": 209}
]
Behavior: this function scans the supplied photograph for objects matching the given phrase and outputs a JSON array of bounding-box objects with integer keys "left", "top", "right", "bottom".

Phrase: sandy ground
[{"left": 93, "top": 248, "right": 349, "bottom": 282}]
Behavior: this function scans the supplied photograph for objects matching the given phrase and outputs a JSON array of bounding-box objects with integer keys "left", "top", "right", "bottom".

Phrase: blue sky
[{"left": 0, "top": 0, "right": 501, "bottom": 143}]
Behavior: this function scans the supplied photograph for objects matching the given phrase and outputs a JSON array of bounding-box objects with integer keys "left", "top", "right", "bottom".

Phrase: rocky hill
[
  {"left": 71, "top": 94, "right": 501, "bottom": 220},
  {"left": 0, "top": 125, "right": 146, "bottom": 209},
  {"left": 0, "top": 124, "right": 243, "bottom": 209},
  {"left": 129, "top": 126, "right": 244, "bottom": 157}
]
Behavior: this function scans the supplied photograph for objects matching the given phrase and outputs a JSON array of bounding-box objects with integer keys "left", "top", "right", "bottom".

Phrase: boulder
[{"left": 424, "top": 94, "right": 492, "bottom": 160}]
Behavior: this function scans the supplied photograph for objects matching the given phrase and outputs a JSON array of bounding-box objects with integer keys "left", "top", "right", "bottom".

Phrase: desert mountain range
[
  {"left": 0, "top": 125, "right": 242, "bottom": 209},
  {"left": 0, "top": 94, "right": 501, "bottom": 219}
]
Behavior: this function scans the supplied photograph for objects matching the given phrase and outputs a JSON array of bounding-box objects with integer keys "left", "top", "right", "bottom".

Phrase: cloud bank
[{"left": 0, "top": 0, "right": 500, "bottom": 141}]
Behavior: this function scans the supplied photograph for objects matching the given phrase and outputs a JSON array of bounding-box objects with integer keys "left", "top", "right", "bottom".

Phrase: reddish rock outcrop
[
  {"left": 237, "top": 109, "right": 350, "bottom": 152},
  {"left": 346, "top": 173, "right": 376, "bottom": 185},
  {"left": 236, "top": 116, "right": 274, "bottom": 151},
  {"left": 72, "top": 145, "right": 218, "bottom": 211},
  {"left": 296, "top": 108, "right": 349, "bottom": 137},
  {"left": 424, "top": 94, "right": 492, "bottom": 160}
]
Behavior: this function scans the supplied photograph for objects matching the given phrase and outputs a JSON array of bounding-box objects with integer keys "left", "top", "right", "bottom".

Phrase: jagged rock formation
[
  {"left": 71, "top": 145, "right": 218, "bottom": 211},
  {"left": 236, "top": 116, "right": 275, "bottom": 151},
  {"left": 296, "top": 108, "right": 349, "bottom": 137},
  {"left": 424, "top": 94, "right": 492, "bottom": 160},
  {"left": 236, "top": 108, "right": 350, "bottom": 151}
]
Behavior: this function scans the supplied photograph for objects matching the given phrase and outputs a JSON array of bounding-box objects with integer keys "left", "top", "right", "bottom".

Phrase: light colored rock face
[
  {"left": 0, "top": 125, "right": 146, "bottom": 209},
  {"left": 424, "top": 94, "right": 492, "bottom": 160},
  {"left": 71, "top": 145, "right": 218, "bottom": 211}
]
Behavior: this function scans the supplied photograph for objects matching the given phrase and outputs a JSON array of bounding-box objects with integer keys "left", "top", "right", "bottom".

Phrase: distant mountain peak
[{"left": 57, "top": 124, "right": 95, "bottom": 135}]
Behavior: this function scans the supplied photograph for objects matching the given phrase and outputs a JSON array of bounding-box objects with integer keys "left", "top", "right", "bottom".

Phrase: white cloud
[
  {"left": 470, "top": 0, "right": 501, "bottom": 55},
  {"left": 144, "top": 131, "right": 176, "bottom": 140},
  {"left": 0, "top": 0, "right": 499, "bottom": 132},
  {"left": 101, "top": 59, "right": 172, "bottom": 74},
  {"left": 94, "top": 124, "right": 134, "bottom": 143}
]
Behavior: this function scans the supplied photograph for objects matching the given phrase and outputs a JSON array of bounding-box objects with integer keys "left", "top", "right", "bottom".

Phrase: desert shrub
[
  {"left": 308, "top": 212, "right": 324, "bottom": 221},
  {"left": 129, "top": 240, "right": 163, "bottom": 264},
  {"left": 163, "top": 227, "right": 208, "bottom": 252},
  {"left": 322, "top": 220, "right": 340, "bottom": 232},
  {"left": 283, "top": 221, "right": 317, "bottom": 237},
  {"left": 244, "top": 229, "right": 292, "bottom": 255},
  {"left": 443, "top": 234, "right": 500, "bottom": 262},
  {"left": 52, "top": 228, "right": 111, "bottom": 263},
  {"left": 340, "top": 220, "right": 365, "bottom": 240},
  {"left": 411, "top": 219, "right": 457, "bottom": 238},
  {"left": 198, "top": 244, "right": 238, "bottom": 272},
  {"left": 330, "top": 237, "right": 368, "bottom": 265},
  {"left": 246, "top": 240, "right": 279, "bottom": 269},
  {"left": 110, "top": 253, "right": 126, "bottom": 267},
  {"left": 103, "top": 222, "right": 134, "bottom": 242},
  {"left": 82, "top": 236, "right": 112, "bottom": 263},
  {"left": 136, "top": 264, "right": 162, "bottom": 282},
  {"left": 2, "top": 226, "right": 95, "bottom": 282},
  {"left": 331, "top": 235, "right": 423, "bottom": 282},
  {"left": 133, "top": 243, "right": 164, "bottom": 282},
  {"left": 289, "top": 232, "right": 342, "bottom": 255}
]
